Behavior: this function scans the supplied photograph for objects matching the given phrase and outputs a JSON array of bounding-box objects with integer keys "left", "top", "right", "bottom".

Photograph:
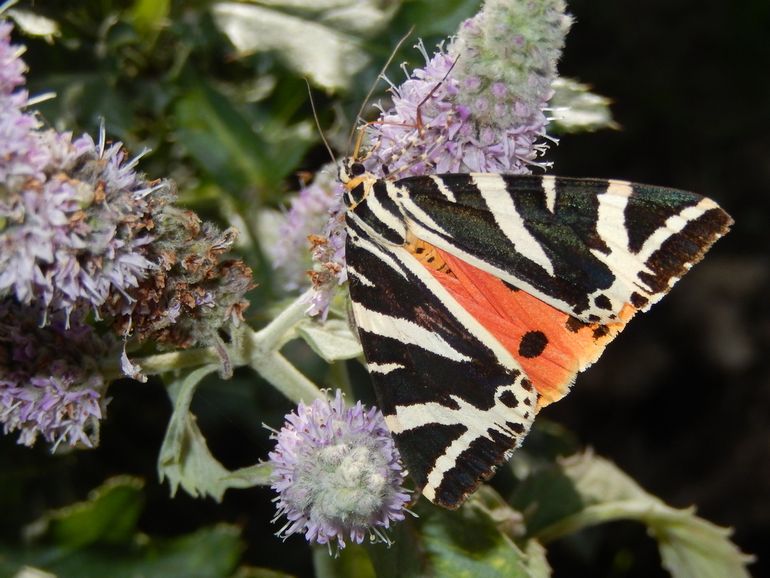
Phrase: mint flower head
[
  {"left": 0, "top": 20, "right": 25, "bottom": 93},
  {"left": 269, "top": 165, "right": 343, "bottom": 293},
  {"left": 0, "top": 19, "right": 253, "bottom": 350},
  {"left": 364, "top": 0, "right": 571, "bottom": 177},
  {"left": 0, "top": 20, "right": 166, "bottom": 324},
  {"left": 269, "top": 390, "right": 409, "bottom": 551},
  {"left": 0, "top": 301, "right": 112, "bottom": 448}
]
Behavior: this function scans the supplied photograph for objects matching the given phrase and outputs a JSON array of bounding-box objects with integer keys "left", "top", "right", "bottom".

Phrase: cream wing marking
[{"left": 472, "top": 174, "right": 556, "bottom": 276}]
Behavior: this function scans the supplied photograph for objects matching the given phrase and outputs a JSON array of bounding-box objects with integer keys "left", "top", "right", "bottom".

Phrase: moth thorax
[
  {"left": 343, "top": 181, "right": 367, "bottom": 209},
  {"left": 405, "top": 233, "right": 454, "bottom": 277},
  {"left": 340, "top": 158, "right": 374, "bottom": 209}
]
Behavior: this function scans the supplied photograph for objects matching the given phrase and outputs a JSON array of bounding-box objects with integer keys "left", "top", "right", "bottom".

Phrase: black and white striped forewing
[
  {"left": 345, "top": 215, "right": 537, "bottom": 509},
  {"left": 394, "top": 174, "right": 732, "bottom": 324}
]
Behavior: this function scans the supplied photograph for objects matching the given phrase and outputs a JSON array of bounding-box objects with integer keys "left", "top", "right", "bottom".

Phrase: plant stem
[
  {"left": 108, "top": 290, "right": 323, "bottom": 402},
  {"left": 535, "top": 501, "right": 668, "bottom": 543},
  {"left": 250, "top": 351, "right": 323, "bottom": 404}
]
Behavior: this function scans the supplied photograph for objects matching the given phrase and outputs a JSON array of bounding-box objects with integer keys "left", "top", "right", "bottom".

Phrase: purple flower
[
  {"left": 269, "top": 390, "right": 409, "bottom": 551},
  {"left": 0, "top": 129, "right": 173, "bottom": 324},
  {"left": 305, "top": 199, "right": 347, "bottom": 320},
  {"left": 365, "top": 0, "right": 571, "bottom": 178},
  {"left": 0, "top": 21, "right": 26, "bottom": 95},
  {"left": 112, "top": 213, "right": 254, "bottom": 350},
  {"left": 269, "top": 166, "right": 342, "bottom": 292},
  {"left": 0, "top": 19, "right": 253, "bottom": 351},
  {"left": 0, "top": 301, "right": 112, "bottom": 448},
  {"left": 0, "top": 20, "right": 166, "bottom": 323}
]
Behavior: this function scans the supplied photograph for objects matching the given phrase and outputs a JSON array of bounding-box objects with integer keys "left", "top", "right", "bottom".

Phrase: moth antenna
[
  {"left": 346, "top": 25, "right": 415, "bottom": 155},
  {"left": 414, "top": 52, "right": 460, "bottom": 134},
  {"left": 305, "top": 78, "right": 337, "bottom": 166}
]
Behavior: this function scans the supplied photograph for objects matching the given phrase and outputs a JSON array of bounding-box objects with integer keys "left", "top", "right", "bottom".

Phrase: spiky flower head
[
  {"left": 365, "top": 0, "right": 571, "bottom": 178},
  {"left": 268, "top": 165, "right": 342, "bottom": 293},
  {"left": 305, "top": 200, "right": 347, "bottom": 320},
  {"left": 0, "top": 20, "right": 25, "bottom": 94},
  {"left": 111, "top": 207, "right": 254, "bottom": 350},
  {"left": 0, "top": 18, "right": 165, "bottom": 324},
  {"left": 0, "top": 18, "right": 253, "bottom": 351},
  {"left": 269, "top": 390, "right": 409, "bottom": 551},
  {"left": 0, "top": 301, "right": 112, "bottom": 448}
]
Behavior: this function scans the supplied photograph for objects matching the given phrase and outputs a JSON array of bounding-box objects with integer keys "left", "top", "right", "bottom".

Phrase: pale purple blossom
[
  {"left": 0, "top": 19, "right": 252, "bottom": 353},
  {"left": 365, "top": 0, "right": 571, "bottom": 178},
  {"left": 0, "top": 20, "right": 25, "bottom": 93},
  {"left": 305, "top": 201, "right": 346, "bottom": 320},
  {"left": 269, "top": 390, "right": 409, "bottom": 551},
  {"left": 0, "top": 21, "right": 165, "bottom": 323},
  {"left": 271, "top": 166, "right": 342, "bottom": 292},
  {"left": 0, "top": 301, "right": 111, "bottom": 448}
]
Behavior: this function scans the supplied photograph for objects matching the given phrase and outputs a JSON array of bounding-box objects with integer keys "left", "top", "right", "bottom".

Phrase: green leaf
[
  {"left": 129, "top": 0, "right": 171, "bottom": 38},
  {"left": 26, "top": 477, "right": 144, "bottom": 549},
  {"left": 522, "top": 540, "right": 551, "bottom": 578},
  {"left": 174, "top": 78, "right": 314, "bottom": 197},
  {"left": 420, "top": 489, "right": 531, "bottom": 578},
  {"left": 549, "top": 77, "right": 618, "bottom": 134},
  {"left": 394, "top": 0, "right": 479, "bottom": 39},
  {"left": 7, "top": 8, "right": 60, "bottom": 41},
  {"left": 653, "top": 509, "right": 755, "bottom": 578},
  {"left": 365, "top": 516, "right": 423, "bottom": 578},
  {"left": 527, "top": 452, "right": 754, "bottom": 578},
  {"left": 0, "top": 476, "right": 245, "bottom": 578},
  {"left": 313, "top": 543, "right": 376, "bottom": 578},
  {"left": 509, "top": 461, "right": 589, "bottom": 537},
  {"left": 222, "top": 462, "right": 274, "bottom": 487},
  {"left": 211, "top": 0, "right": 399, "bottom": 91},
  {"left": 296, "top": 318, "right": 363, "bottom": 362},
  {"left": 158, "top": 366, "right": 269, "bottom": 500},
  {"left": 174, "top": 82, "right": 273, "bottom": 193},
  {"left": 1, "top": 525, "right": 244, "bottom": 578}
]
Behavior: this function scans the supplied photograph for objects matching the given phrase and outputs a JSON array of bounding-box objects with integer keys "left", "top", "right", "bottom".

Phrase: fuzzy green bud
[{"left": 450, "top": 0, "right": 572, "bottom": 128}]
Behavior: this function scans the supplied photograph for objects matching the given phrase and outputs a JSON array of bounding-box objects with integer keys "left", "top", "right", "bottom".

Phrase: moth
[{"left": 340, "top": 159, "right": 732, "bottom": 509}]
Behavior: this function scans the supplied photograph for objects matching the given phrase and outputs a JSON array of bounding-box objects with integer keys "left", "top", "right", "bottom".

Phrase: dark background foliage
[
  {"left": 549, "top": 2, "right": 770, "bottom": 576},
  {"left": 1, "top": 0, "right": 768, "bottom": 577}
]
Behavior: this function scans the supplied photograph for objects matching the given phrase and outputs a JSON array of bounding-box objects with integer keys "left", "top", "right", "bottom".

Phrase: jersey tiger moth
[{"left": 340, "top": 159, "right": 732, "bottom": 509}]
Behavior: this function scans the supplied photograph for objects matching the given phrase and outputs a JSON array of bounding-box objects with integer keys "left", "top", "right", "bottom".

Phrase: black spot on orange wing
[
  {"left": 592, "top": 325, "right": 610, "bottom": 339},
  {"left": 566, "top": 316, "right": 586, "bottom": 333},
  {"left": 519, "top": 330, "right": 549, "bottom": 358}
]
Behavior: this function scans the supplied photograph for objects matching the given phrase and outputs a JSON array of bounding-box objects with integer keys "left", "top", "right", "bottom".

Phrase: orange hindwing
[{"left": 407, "top": 235, "right": 637, "bottom": 409}]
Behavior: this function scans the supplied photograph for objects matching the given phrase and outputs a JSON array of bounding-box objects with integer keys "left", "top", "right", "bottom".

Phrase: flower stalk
[{"left": 103, "top": 290, "right": 323, "bottom": 403}]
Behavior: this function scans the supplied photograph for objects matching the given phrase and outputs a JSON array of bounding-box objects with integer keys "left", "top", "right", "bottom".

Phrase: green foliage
[
  {"left": 312, "top": 485, "right": 550, "bottom": 578},
  {"left": 417, "top": 492, "right": 533, "bottom": 578},
  {"left": 29, "top": 476, "right": 145, "bottom": 549},
  {"left": 313, "top": 543, "right": 377, "bottom": 578},
  {"left": 0, "top": 477, "right": 245, "bottom": 578},
  {"left": 511, "top": 452, "right": 754, "bottom": 578},
  {"left": 159, "top": 365, "right": 272, "bottom": 501}
]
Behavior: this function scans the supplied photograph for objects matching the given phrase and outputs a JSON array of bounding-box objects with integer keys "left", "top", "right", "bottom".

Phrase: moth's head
[
  {"left": 339, "top": 158, "right": 371, "bottom": 209},
  {"left": 339, "top": 158, "right": 366, "bottom": 184}
]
